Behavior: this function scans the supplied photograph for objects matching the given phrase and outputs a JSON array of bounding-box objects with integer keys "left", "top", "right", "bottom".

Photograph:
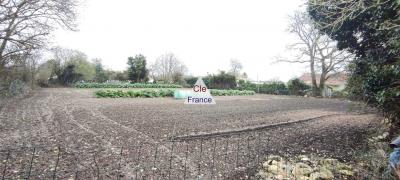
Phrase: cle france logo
[{"left": 184, "top": 78, "right": 216, "bottom": 105}]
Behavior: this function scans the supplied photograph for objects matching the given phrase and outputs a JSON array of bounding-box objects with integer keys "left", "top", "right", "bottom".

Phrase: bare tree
[
  {"left": 308, "top": 0, "right": 395, "bottom": 31},
  {"left": 49, "top": 46, "right": 83, "bottom": 77},
  {"left": 151, "top": 53, "right": 187, "bottom": 83},
  {"left": 276, "top": 11, "right": 353, "bottom": 96},
  {"left": 229, "top": 59, "right": 243, "bottom": 79},
  {"left": 0, "top": 0, "right": 78, "bottom": 84}
]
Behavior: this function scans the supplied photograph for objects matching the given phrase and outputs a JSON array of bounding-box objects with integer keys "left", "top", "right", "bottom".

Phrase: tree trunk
[
  {"left": 319, "top": 72, "right": 326, "bottom": 97},
  {"left": 310, "top": 56, "right": 320, "bottom": 96},
  {"left": 319, "top": 59, "right": 328, "bottom": 96},
  {"left": 0, "top": 62, "right": 5, "bottom": 81}
]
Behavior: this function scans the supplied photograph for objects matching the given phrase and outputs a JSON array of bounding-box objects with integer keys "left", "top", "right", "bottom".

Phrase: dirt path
[{"left": 0, "top": 88, "right": 379, "bottom": 179}]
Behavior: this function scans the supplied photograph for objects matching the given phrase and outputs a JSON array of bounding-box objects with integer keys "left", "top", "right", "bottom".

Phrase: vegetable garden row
[
  {"left": 74, "top": 82, "right": 182, "bottom": 88},
  {"left": 95, "top": 89, "right": 255, "bottom": 98}
]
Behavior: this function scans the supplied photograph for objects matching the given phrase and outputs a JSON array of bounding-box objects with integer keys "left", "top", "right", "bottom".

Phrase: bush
[
  {"left": 237, "top": 80, "right": 257, "bottom": 91},
  {"left": 331, "top": 90, "right": 348, "bottom": 98},
  {"left": 8, "top": 80, "right": 29, "bottom": 96},
  {"left": 257, "top": 81, "right": 288, "bottom": 95},
  {"left": 75, "top": 82, "right": 182, "bottom": 88},
  {"left": 287, "top": 78, "right": 311, "bottom": 96},
  {"left": 37, "top": 79, "right": 50, "bottom": 87},
  {"left": 184, "top": 76, "right": 211, "bottom": 88},
  {"left": 184, "top": 77, "right": 198, "bottom": 87},
  {"left": 209, "top": 71, "right": 236, "bottom": 89},
  {"left": 237, "top": 80, "right": 288, "bottom": 95},
  {"left": 346, "top": 63, "right": 400, "bottom": 122}
]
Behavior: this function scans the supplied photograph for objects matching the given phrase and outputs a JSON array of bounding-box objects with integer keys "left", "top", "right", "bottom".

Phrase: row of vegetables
[
  {"left": 95, "top": 89, "right": 255, "bottom": 98},
  {"left": 75, "top": 82, "right": 182, "bottom": 89}
]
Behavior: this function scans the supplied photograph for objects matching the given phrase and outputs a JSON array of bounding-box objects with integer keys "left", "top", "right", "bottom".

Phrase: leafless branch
[
  {"left": 276, "top": 11, "right": 354, "bottom": 96},
  {"left": 0, "top": 0, "right": 78, "bottom": 76}
]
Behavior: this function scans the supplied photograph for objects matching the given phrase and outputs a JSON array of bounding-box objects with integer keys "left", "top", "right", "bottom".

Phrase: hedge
[
  {"left": 237, "top": 80, "right": 288, "bottom": 95},
  {"left": 95, "top": 89, "right": 255, "bottom": 98},
  {"left": 209, "top": 89, "right": 255, "bottom": 96},
  {"left": 75, "top": 82, "right": 182, "bottom": 88}
]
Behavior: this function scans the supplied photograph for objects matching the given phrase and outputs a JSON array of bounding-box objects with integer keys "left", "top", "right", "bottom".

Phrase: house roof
[{"left": 298, "top": 73, "right": 347, "bottom": 86}]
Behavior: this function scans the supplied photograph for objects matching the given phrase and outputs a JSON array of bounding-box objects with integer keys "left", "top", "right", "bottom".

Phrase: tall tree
[
  {"left": 151, "top": 53, "right": 187, "bottom": 83},
  {"left": 0, "top": 0, "right": 77, "bottom": 82},
  {"left": 229, "top": 59, "right": 243, "bottom": 79},
  {"left": 277, "top": 11, "right": 352, "bottom": 96},
  {"left": 37, "top": 47, "right": 94, "bottom": 85},
  {"left": 50, "top": 47, "right": 94, "bottom": 82},
  {"left": 308, "top": 0, "right": 400, "bottom": 124},
  {"left": 93, "top": 59, "right": 108, "bottom": 83},
  {"left": 58, "top": 64, "right": 80, "bottom": 85},
  {"left": 127, "top": 54, "right": 148, "bottom": 83}
]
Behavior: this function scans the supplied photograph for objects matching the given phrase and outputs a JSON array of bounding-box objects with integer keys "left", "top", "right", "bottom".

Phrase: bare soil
[{"left": 0, "top": 88, "right": 379, "bottom": 179}]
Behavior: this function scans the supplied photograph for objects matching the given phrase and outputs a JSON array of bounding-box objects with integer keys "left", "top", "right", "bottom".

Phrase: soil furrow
[{"left": 0, "top": 88, "right": 378, "bottom": 179}]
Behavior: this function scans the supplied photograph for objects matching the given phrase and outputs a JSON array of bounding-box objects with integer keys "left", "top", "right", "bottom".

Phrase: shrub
[
  {"left": 184, "top": 76, "right": 198, "bottom": 87},
  {"left": 8, "top": 80, "right": 29, "bottom": 96},
  {"left": 185, "top": 76, "right": 211, "bottom": 88},
  {"left": 257, "top": 81, "right": 288, "bottom": 95},
  {"left": 209, "top": 71, "right": 236, "bottom": 89},
  {"left": 331, "top": 90, "right": 348, "bottom": 98},
  {"left": 237, "top": 80, "right": 288, "bottom": 95},
  {"left": 287, "top": 78, "right": 311, "bottom": 96},
  {"left": 237, "top": 80, "right": 257, "bottom": 91},
  {"left": 75, "top": 82, "right": 182, "bottom": 88},
  {"left": 346, "top": 63, "right": 400, "bottom": 122}
]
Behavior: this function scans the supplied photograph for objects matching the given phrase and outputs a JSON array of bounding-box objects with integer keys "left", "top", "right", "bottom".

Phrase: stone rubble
[{"left": 255, "top": 155, "right": 355, "bottom": 180}]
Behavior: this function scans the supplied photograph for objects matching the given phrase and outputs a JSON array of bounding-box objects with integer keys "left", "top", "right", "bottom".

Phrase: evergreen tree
[
  {"left": 127, "top": 54, "right": 149, "bottom": 82},
  {"left": 93, "top": 59, "right": 108, "bottom": 83}
]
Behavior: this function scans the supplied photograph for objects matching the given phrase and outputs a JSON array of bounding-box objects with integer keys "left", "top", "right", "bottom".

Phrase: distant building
[
  {"left": 299, "top": 73, "right": 347, "bottom": 90},
  {"left": 298, "top": 73, "right": 347, "bottom": 97}
]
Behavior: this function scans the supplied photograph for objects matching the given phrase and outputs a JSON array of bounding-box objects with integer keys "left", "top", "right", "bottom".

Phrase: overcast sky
[{"left": 53, "top": 0, "right": 308, "bottom": 82}]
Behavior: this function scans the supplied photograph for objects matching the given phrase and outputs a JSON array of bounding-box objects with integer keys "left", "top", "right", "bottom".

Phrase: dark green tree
[
  {"left": 308, "top": 0, "right": 400, "bottom": 123},
  {"left": 115, "top": 71, "right": 128, "bottom": 81},
  {"left": 184, "top": 76, "right": 198, "bottom": 87},
  {"left": 287, "top": 78, "right": 310, "bottom": 96},
  {"left": 209, "top": 71, "right": 236, "bottom": 89},
  {"left": 127, "top": 54, "right": 149, "bottom": 83},
  {"left": 58, "top": 64, "right": 83, "bottom": 85},
  {"left": 93, "top": 59, "right": 108, "bottom": 83}
]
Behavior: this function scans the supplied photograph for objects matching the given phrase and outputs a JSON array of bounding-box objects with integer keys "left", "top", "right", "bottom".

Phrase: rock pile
[{"left": 256, "top": 155, "right": 355, "bottom": 180}]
